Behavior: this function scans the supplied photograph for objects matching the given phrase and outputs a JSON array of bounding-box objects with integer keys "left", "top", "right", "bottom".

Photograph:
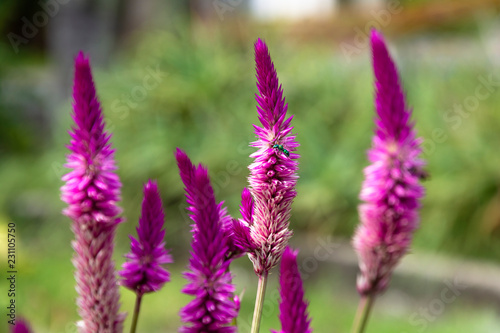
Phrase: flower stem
[
  {"left": 250, "top": 273, "right": 268, "bottom": 333},
  {"left": 130, "top": 293, "right": 143, "bottom": 333},
  {"left": 351, "top": 294, "right": 375, "bottom": 333}
]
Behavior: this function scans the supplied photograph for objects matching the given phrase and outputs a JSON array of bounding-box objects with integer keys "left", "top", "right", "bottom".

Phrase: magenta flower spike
[
  {"left": 175, "top": 149, "right": 238, "bottom": 333},
  {"left": 352, "top": 30, "right": 425, "bottom": 297},
  {"left": 119, "top": 180, "right": 172, "bottom": 295},
  {"left": 10, "top": 318, "right": 32, "bottom": 333},
  {"left": 272, "top": 247, "right": 312, "bottom": 333},
  {"left": 233, "top": 38, "right": 299, "bottom": 277},
  {"left": 61, "top": 52, "right": 125, "bottom": 333}
]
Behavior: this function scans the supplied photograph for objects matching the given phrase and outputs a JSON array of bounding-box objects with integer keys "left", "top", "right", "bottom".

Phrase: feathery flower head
[
  {"left": 61, "top": 52, "right": 125, "bottom": 333},
  {"left": 233, "top": 38, "right": 299, "bottom": 276},
  {"left": 353, "top": 30, "right": 425, "bottom": 296},
  {"left": 61, "top": 52, "right": 122, "bottom": 225},
  {"left": 10, "top": 318, "right": 32, "bottom": 333},
  {"left": 272, "top": 246, "right": 312, "bottom": 333},
  {"left": 176, "top": 149, "right": 238, "bottom": 332},
  {"left": 119, "top": 180, "right": 172, "bottom": 295}
]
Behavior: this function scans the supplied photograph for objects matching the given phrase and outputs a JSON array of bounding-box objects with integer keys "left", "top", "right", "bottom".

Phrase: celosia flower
[
  {"left": 119, "top": 180, "right": 172, "bottom": 295},
  {"left": 61, "top": 52, "right": 125, "bottom": 333},
  {"left": 10, "top": 318, "right": 32, "bottom": 333},
  {"left": 232, "top": 38, "right": 299, "bottom": 276},
  {"left": 352, "top": 30, "right": 425, "bottom": 296},
  {"left": 272, "top": 246, "right": 312, "bottom": 333},
  {"left": 176, "top": 149, "right": 238, "bottom": 332}
]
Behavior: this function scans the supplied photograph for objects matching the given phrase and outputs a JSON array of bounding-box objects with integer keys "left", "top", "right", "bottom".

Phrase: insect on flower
[
  {"left": 273, "top": 144, "right": 290, "bottom": 157},
  {"left": 408, "top": 166, "right": 430, "bottom": 181}
]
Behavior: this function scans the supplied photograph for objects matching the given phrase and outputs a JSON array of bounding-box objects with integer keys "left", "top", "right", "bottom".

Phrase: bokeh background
[{"left": 1, "top": 0, "right": 500, "bottom": 332}]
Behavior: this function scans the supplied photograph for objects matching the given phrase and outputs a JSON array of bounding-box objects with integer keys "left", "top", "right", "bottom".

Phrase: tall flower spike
[
  {"left": 176, "top": 149, "right": 238, "bottom": 332},
  {"left": 352, "top": 30, "right": 425, "bottom": 296},
  {"left": 272, "top": 247, "right": 312, "bottom": 333},
  {"left": 61, "top": 52, "right": 125, "bottom": 333},
  {"left": 119, "top": 180, "right": 172, "bottom": 295},
  {"left": 235, "top": 38, "right": 299, "bottom": 276}
]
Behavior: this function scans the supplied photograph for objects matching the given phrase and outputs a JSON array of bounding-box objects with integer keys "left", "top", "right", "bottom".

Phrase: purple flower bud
[
  {"left": 10, "top": 318, "right": 32, "bottom": 333},
  {"left": 353, "top": 30, "right": 425, "bottom": 296},
  {"left": 119, "top": 180, "right": 172, "bottom": 295}
]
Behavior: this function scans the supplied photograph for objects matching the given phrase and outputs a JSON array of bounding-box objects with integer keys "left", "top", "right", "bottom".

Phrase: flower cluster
[{"left": 51, "top": 32, "right": 426, "bottom": 333}]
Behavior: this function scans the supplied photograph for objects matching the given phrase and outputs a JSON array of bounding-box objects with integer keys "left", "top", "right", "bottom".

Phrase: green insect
[{"left": 272, "top": 144, "right": 290, "bottom": 157}]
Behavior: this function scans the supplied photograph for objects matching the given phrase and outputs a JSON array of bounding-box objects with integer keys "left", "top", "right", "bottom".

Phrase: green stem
[
  {"left": 129, "top": 293, "right": 143, "bottom": 333},
  {"left": 250, "top": 273, "right": 268, "bottom": 333},
  {"left": 351, "top": 294, "right": 375, "bottom": 333}
]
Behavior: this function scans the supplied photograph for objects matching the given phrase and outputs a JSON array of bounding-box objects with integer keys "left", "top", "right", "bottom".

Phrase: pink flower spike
[
  {"left": 119, "top": 180, "right": 172, "bottom": 295},
  {"left": 236, "top": 38, "right": 299, "bottom": 276},
  {"left": 352, "top": 30, "right": 426, "bottom": 296},
  {"left": 272, "top": 246, "right": 312, "bottom": 333},
  {"left": 61, "top": 52, "right": 125, "bottom": 333},
  {"left": 175, "top": 148, "right": 238, "bottom": 332}
]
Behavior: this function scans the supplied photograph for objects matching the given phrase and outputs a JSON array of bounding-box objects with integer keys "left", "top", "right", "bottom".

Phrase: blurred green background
[{"left": 1, "top": 0, "right": 500, "bottom": 332}]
